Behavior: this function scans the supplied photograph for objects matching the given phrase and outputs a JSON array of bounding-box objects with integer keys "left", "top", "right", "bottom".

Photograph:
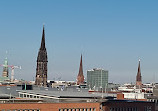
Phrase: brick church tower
[
  {"left": 35, "top": 26, "right": 48, "bottom": 86},
  {"left": 136, "top": 59, "right": 142, "bottom": 89},
  {"left": 77, "top": 54, "right": 84, "bottom": 85}
]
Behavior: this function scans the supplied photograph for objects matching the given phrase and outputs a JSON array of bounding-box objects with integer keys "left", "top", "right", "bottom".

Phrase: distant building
[
  {"left": 77, "top": 54, "right": 84, "bottom": 85},
  {"left": 35, "top": 26, "right": 48, "bottom": 87},
  {"left": 102, "top": 100, "right": 155, "bottom": 111},
  {"left": 87, "top": 68, "right": 108, "bottom": 91},
  {"left": 2, "top": 57, "right": 9, "bottom": 77},
  {"left": 136, "top": 59, "right": 142, "bottom": 89},
  {"left": 0, "top": 85, "right": 155, "bottom": 111}
]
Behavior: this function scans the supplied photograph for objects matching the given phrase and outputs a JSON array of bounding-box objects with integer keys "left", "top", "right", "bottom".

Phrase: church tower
[
  {"left": 35, "top": 26, "right": 48, "bottom": 86},
  {"left": 77, "top": 54, "right": 84, "bottom": 85},
  {"left": 136, "top": 59, "right": 142, "bottom": 89},
  {"left": 2, "top": 57, "right": 9, "bottom": 77}
]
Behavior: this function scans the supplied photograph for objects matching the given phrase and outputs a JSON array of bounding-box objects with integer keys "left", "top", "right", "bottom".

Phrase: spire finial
[
  {"left": 43, "top": 23, "right": 45, "bottom": 29},
  {"left": 139, "top": 58, "right": 140, "bottom": 62},
  {"left": 40, "top": 25, "right": 46, "bottom": 50}
]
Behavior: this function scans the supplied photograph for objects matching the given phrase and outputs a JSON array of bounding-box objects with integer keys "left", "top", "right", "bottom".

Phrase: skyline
[{"left": 0, "top": 1, "right": 158, "bottom": 83}]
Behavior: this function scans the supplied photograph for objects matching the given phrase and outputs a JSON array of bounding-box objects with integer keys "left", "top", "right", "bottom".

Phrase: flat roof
[{"left": 17, "top": 90, "right": 116, "bottom": 99}]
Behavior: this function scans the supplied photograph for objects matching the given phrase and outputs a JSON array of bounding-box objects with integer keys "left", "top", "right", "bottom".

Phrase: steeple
[
  {"left": 77, "top": 54, "right": 84, "bottom": 85},
  {"left": 37, "top": 25, "right": 47, "bottom": 62},
  {"left": 35, "top": 25, "right": 48, "bottom": 87},
  {"left": 78, "top": 54, "right": 83, "bottom": 76},
  {"left": 136, "top": 59, "right": 141, "bottom": 81},
  {"left": 136, "top": 59, "right": 142, "bottom": 89},
  {"left": 40, "top": 25, "right": 46, "bottom": 50}
]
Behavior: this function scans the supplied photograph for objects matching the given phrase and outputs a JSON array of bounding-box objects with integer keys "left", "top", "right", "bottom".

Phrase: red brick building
[
  {"left": 0, "top": 99, "right": 155, "bottom": 111},
  {"left": 102, "top": 100, "right": 155, "bottom": 111},
  {"left": 0, "top": 102, "right": 100, "bottom": 111}
]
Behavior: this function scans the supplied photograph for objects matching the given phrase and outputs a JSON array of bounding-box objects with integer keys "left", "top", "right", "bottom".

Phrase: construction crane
[
  {"left": 9, "top": 65, "right": 21, "bottom": 82},
  {"left": 0, "top": 64, "right": 21, "bottom": 82}
]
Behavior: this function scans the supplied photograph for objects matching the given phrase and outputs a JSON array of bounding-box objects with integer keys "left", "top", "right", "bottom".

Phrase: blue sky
[{"left": 0, "top": 1, "right": 158, "bottom": 84}]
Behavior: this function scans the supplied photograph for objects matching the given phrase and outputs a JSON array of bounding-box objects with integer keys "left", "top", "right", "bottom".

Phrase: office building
[{"left": 87, "top": 68, "right": 108, "bottom": 91}]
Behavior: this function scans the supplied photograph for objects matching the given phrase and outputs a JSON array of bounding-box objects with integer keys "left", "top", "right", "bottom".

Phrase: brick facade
[
  {"left": 0, "top": 102, "right": 100, "bottom": 111},
  {"left": 102, "top": 100, "right": 155, "bottom": 111}
]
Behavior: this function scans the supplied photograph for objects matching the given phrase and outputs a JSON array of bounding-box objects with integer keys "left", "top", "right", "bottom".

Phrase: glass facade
[{"left": 87, "top": 68, "right": 108, "bottom": 91}]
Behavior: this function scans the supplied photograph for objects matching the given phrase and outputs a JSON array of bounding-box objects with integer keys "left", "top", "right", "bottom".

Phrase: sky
[{"left": 0, "top": 1, "right": 158, "bottom": 84}]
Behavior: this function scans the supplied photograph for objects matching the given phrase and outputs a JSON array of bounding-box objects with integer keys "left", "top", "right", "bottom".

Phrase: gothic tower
[
  {"left": 2, "top": 57, "right": 9, "bottom": 77},
  {"left": 136, "top": 59, "right": 142, "bottom": 89},
  {"left": 77, "top": 54, "right": 84, "bottom": 85},
  {"left": 35, "top": 26, "right": 48, "bottom": 86}
]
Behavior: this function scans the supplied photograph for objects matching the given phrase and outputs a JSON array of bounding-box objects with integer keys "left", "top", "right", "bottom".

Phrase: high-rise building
[
  {"left": 77, "top": 54, "right": 84, "bottom": 85},
  {"left": 2, "top": 57, "right": 9, "bottom": 77},
  {"left": 35, "top": 26, "right": 48, "bottom": 86},
  {"left": 136, "top": 59, "right": 142, "bottom": 89},
  {"left": 87, "top": 68, "right": 108, "bottom": 91}
]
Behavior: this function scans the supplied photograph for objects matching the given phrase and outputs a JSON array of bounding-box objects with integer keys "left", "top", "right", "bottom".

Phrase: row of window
[
  {"left": 59, "top": 108, "right": 96, "bottom": 111},
  {"left": 110, "top": 106, "right": 152, "bottom": 111},
  {"left": 1, "top": 109, "right": 40, "bottom": 111},
  {"left": 110, "top": 107, "right": 138, "bottom": 111}
]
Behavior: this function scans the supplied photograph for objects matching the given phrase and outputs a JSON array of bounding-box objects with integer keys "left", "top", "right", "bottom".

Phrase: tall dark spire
[
  {"left": 77, "top": 54, "right": 84, "bottom": 85},
  {"left": 40, "top": 25, "right": 46, "bottom": 50},
  {"left": 136, "top": 59, "right": 141, "bottom": 81},
  {"left": 37, "top": 26, "right": 47, "bottom": 62},
  {"left": 35, "top": 26, "right": 48, "bottom": 86},
  {"left": 78, "top": 54, "right": 83, "bottom": 76},
  {"left": 136, "top": 59, "right": 142, "bottom": 89}
]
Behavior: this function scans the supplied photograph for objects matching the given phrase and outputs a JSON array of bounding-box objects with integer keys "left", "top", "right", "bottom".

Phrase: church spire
[
  {"left": 78, "top": 54, "right": 83, "bottom": 76},
  {"left": 136, "top": 59, "right": 142, "bottom": 89},
  {"left": 40, "top": 25, "right": 46, "bottom": 50},
  {"left": 35, "top": 25, "right": 48, "bottom": 86},
  {"left": 136, "top": 59, "right": 141, "bottom": 81},
  {"left": 77, "top": 54, "right": 84, "bottom": 85}
]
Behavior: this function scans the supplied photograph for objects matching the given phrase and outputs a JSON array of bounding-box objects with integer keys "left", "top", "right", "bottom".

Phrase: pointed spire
[
  {"left": 40, "top": 25, "right": 46, "bottom": 50},
  {"left": 136, "top": 59, "right": 141, "bottom": 81},
  {"left": 77, "top": 54, "right": 84, "bottom": 85},
  {"left": 78, "top": 54, "right": 83, "bottom": 76}
]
